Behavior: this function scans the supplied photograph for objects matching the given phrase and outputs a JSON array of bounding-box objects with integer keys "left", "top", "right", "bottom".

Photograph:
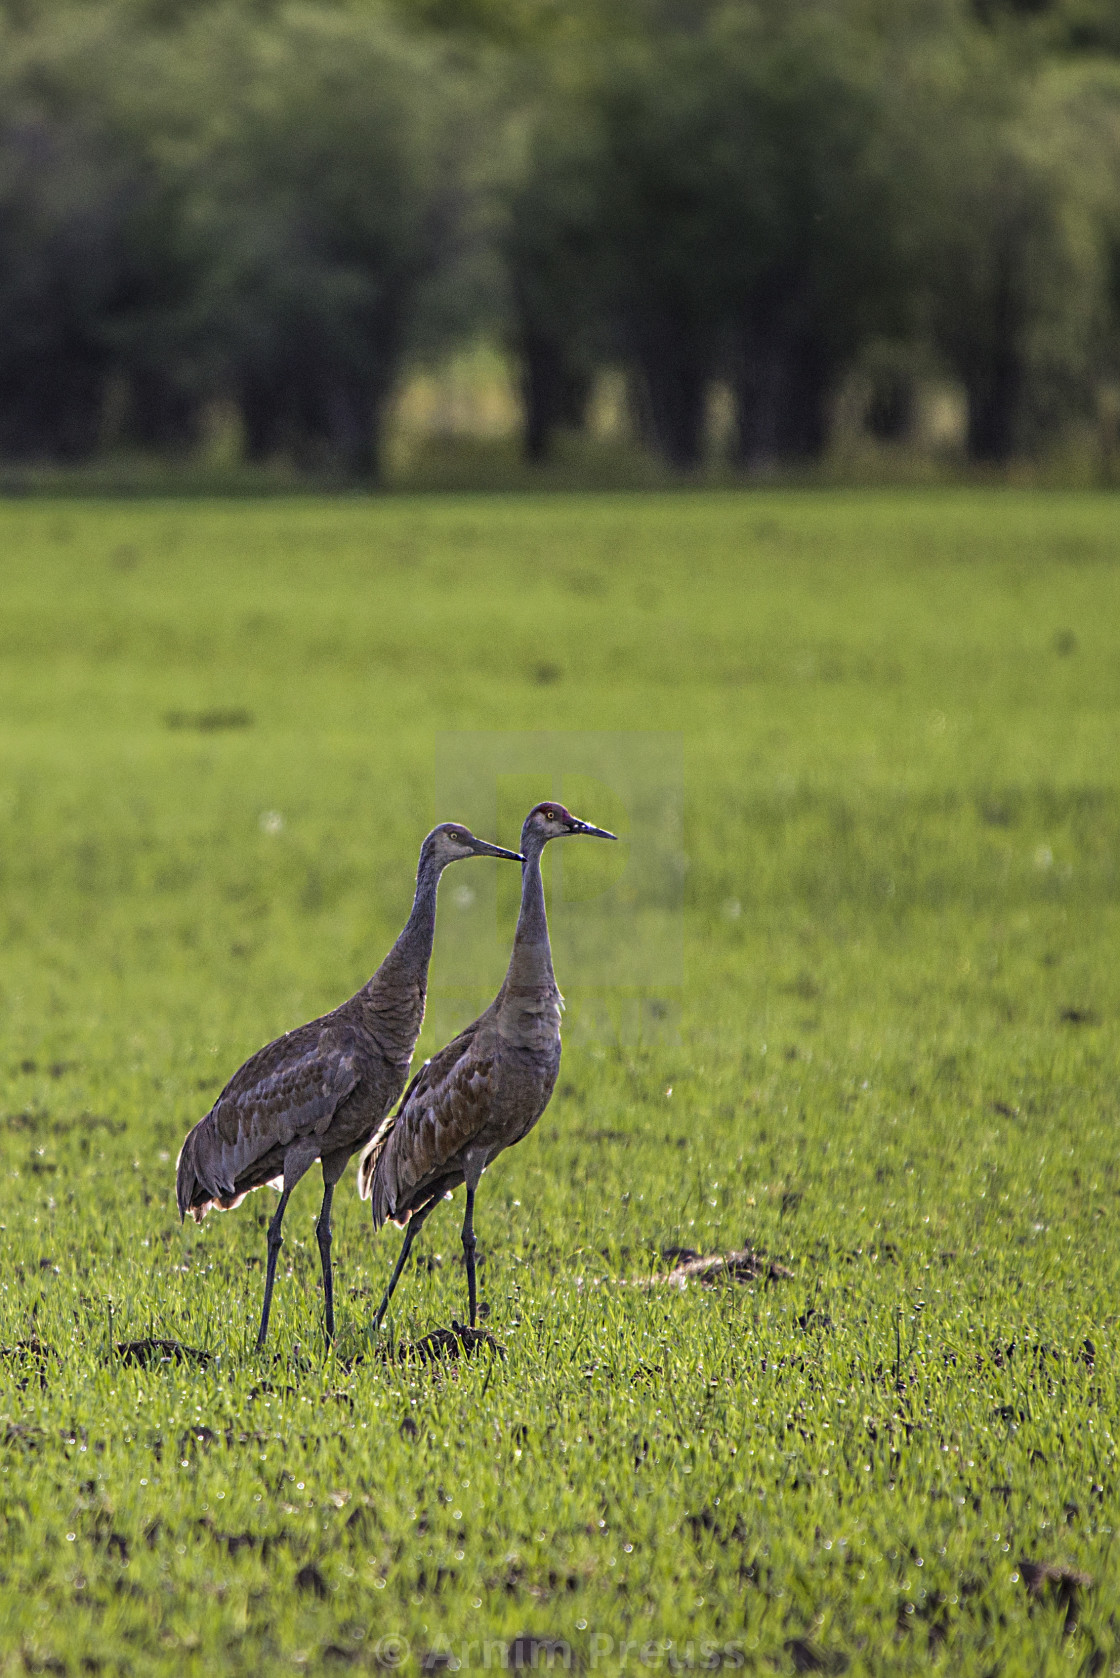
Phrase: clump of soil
[
  {"left": 378, "top": 1321, "right": 506, "bottom": 1365},
  {"left": 115, "top": 1338, "right": 213, "bottom": 1367},
  {"left": 1019, "top": 1559, "right": 1092, "bottom": 1634},
  {"left": 641, "top": 1246, "right": 794, "bottom": 1288}
]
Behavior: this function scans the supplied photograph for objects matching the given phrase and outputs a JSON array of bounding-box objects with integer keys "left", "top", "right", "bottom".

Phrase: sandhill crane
[
  {"left": 176, "top": 823, "right": 523, "bottom": 1347},
  {"left": 358, "top": 802, "right": 616, "bottom": 1331}
]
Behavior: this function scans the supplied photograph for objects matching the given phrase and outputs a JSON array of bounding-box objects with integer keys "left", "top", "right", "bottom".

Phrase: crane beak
[
  {"left": 470, "top": 839, "right": 525, "bottom": 862},
  {"left": 568, "top": 820, "right": 617, "bottom": 841}
]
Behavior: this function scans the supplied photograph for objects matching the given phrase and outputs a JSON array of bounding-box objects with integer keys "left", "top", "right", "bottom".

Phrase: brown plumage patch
[{"left": 363, "top": 1011, "right": 504, "bottom": 1223}]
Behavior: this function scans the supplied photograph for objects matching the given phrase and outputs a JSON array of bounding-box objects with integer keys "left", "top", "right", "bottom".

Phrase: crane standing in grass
[
  {"left": 359, "top": 802, "right": 616, "bottom": 1331},
  {"left": 176, "top": 823, "right": 523, "bottom": 1347}
]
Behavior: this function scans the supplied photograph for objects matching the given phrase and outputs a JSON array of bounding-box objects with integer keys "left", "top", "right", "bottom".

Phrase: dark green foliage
[
  {"left": 2, "top": 0, "right": 1120, "bottom": 473},
  {"left": 501, "top": 0, "right": 1119, "bottom": 468},
  {"left": 0, "top": 3, "right": 458, "bottom": 478},
  {"left": 906, "top": 48, "right": 1107, "bottom": 462},
  {"left": 501, "top": 104, "right": 607, "bottom": 460},
  {"left": 192, "top": 10, "right": 458, "bottom": 480}
]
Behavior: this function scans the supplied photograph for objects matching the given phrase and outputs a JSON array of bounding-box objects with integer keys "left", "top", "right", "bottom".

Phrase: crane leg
[
  {"left": 315, "top": 1152, "right": 350, "bottom": 1344},
  {"left": 255, "top": 1142, "right": 319, "bottom": 1351},
  {"left": 370, "top": 1194, "right": 440, "bottom": 1335},
  {"left": 316, "top": 1181, "right": 335, "bottom": 1341},
  {"left": 256, "top": 1187, "right": 292, "bottom": 1349},
  {"left": 461, "top": 1185, "right": 479, "bottom": 1328}
]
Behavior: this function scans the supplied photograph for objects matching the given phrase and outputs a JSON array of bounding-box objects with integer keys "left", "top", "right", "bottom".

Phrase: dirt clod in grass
[
  {"left": 1018, "top": 1559, "right": 1091, "bottom": 1633},
  {"left": 2, "top": 1423, "right": 45, "bottom": 1450},
  {"left": 784, "top": 1637, "right": 849, "bottom": 1674},
  {"left": 422, "top": 1639, "right": 564, "bottom": 1673},
  {"left": 179, "top": 1426, "right": 217, "bottom": 1454},
  {"left": 797, "top": 1308, "right": 833, "bottom": 1331},
  {"left": 509, "top": 1637, "right": 569, "bottom": 1670},
  {"left": 0, "top": 1337, "right": 54, "bottom": 1390},
  {"left": 1059, "top": 1007, "right": 1097, "bottom": 1026},
  {"left": 450, "top": 1319, "right": 505, "bottom": 1354},
  {"left": 115, "top": 1338, "right": 212, "bottom": 1367},
  {"left": 407, "top": 1326, "right": 460, "bottom": 1363},
  {"left": 163, "top": 708, "right": 253, "bottom": 732},
  {"left": 294, "top": 1563, "right": 329, "bottom": 1599},
  {"left": 376, "top": 1322, "right": 507, "bottom": 1365},
  {"left": 0, "top": 1336, "right": 53, "bottom": 1359},
  {"left": 0, "top": 1336, "right": 53, "bottom": 1363},
  {"left": 643, "top": 1247, "right": 794, "bottom": 1288}
]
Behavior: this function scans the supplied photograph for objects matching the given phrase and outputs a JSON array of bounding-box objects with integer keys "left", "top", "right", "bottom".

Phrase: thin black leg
[
  {"left": 257, "top": 1187, "right": 292, "bottom": 1349},
  {"left": 316, "top": 1180, "right": 335, "bottom": 1341},
  {"left": 370, "top": 1196, "right": 439, "bottom": 1335},
  {"left": 461, "top": 1186, "right": 477, "bottom": 1329}
]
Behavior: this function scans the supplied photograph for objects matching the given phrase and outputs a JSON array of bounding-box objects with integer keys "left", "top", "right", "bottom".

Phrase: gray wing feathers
[
  {"left": 176, "top": 1027, "right": 360, "bottom": 1221},
  {"left": 360, "top": 1023, "right": 491, "bottom": 1228},
  {"left": 355, "top": 1058, "right": 428, "bottom": 1203}
]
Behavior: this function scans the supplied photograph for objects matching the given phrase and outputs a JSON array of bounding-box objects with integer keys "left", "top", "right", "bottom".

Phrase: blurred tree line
[{"left": 1, "top": 0, "right": 1120, "bottom": 476}]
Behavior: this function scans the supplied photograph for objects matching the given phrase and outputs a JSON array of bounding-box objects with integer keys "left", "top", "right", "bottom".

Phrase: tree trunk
[
  {"left": 959, "top": 243, "right": 1023, "bottom": 464},
  {"left": 730, "top": 324, "right": 833, "bottom": 469},
  {"left": 240, "top": 368, "right": 292, "bottom": 463},
  {"left": 519, "top": 330, "right": 565, "bottom": 462},
  {"left": 124, "top": 367, "right": 202, "bottom": 454},
  {"left": 633, "top": 314, "right": 709, "bottom": 469},
  {"left": 518, "top": 330, "right": 592, "bottom": 463},
  {"left": 324, "top": 375, "right": 379, "bottom": 482},
  {"left": 963, "top": 309, "right": 1021, "bottom": 464},
  {"left": 0, "top": 353, "right": 106, "bottom": 462}
]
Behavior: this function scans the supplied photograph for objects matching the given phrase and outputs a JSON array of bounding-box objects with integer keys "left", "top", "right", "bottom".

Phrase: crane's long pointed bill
[
  {"left": 473, "top": 841, "right": 525, "bottom": 861},
  {"left": 571, "top": 823, "right": 617, "bottom": 840}
]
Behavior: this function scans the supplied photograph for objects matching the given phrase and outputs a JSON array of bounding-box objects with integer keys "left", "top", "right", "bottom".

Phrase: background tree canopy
[{"left": 1, "top": 0, "right": 1119, "bottom": 477}]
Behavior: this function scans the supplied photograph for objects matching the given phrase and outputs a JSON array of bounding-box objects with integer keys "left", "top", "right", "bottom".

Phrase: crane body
[
  {"left": 176, "top": 823, "right": 523, "bottom": 1345},
  {"left": 359, "top": 802, "right": 616, "bottom": 1329}
]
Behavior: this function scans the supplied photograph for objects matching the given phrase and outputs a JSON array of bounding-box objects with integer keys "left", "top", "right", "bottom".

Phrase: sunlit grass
[{"left": 0, "top": 490, "right": 1118, "bottom": 1674}]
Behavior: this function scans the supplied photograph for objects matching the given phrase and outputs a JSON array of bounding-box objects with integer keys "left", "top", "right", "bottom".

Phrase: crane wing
[
  {"left": 358, "top": 1020, "right": 491, "bottom": 1222},
  {"left": 177, "top": 1020, "right": 361, "bottom": 1219}
]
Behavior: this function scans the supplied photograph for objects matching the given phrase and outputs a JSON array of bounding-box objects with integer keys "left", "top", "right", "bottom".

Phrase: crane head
[
  {"left": 522, "top": 802, "right": 618, "bottom": 845},
  {"left": 424, "top": 823, "right": 524, "bottom": 866}
]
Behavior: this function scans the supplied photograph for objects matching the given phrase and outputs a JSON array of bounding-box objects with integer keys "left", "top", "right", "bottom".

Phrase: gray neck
[
  {"left": 501, "top": 837, "right": 557, "bottom": 1003},
  {"left": 361, "top": 849, "right": 441, "bottom": 1017}
]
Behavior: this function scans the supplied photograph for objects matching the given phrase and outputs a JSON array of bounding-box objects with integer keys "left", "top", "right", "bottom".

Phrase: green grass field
[{"left": 1, "top": 490, "right": 1119, "bottom": 1675}]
